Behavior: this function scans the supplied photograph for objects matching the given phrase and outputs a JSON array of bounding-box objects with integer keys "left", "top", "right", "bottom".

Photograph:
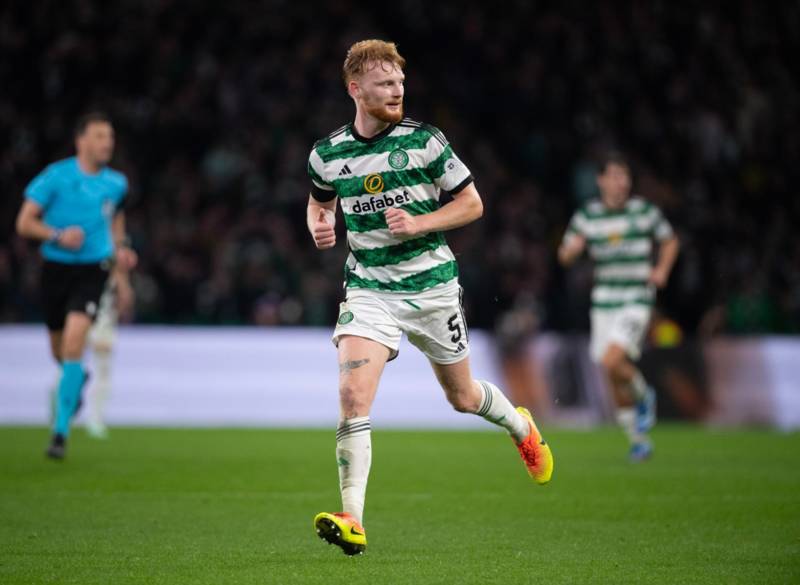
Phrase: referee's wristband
[{"left": 48, "top": 229, "right": 62, "bottom": 244}]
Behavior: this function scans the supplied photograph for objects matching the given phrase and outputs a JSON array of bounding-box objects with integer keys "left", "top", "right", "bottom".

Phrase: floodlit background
[{"left": 1, "top": 1, "right": 799, "bottom": 428}]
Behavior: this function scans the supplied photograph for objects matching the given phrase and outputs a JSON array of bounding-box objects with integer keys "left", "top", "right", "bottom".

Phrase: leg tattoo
[{"left": 339, "top": 358, "right": 370, "bottom": 374}]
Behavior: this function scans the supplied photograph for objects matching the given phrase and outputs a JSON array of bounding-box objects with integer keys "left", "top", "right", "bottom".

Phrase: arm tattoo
[{"left": 339, "top": 358, "right": 370, "bottom": 374}]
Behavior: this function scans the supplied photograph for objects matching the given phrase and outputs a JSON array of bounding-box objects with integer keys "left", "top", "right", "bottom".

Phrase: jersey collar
[{"left": 350, "top": 122, "right": 396, "bottom": 144}]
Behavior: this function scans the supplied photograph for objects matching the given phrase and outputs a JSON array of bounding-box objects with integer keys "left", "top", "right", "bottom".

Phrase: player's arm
[
  {"left": 15, "top": 200, "right": 84, "bottom": 250},
  {"left": 385, "top": 182, "right": 483, "bottom": 237},
  {"left": 557, "top": 234, "right": 586, "bottom": 266},
  {"left": 307, "top": 194, "right": 338, "bottom": 250},
  {"left": 111, "top": 210, "right": 137, "bottom": 318},
  {"left": 558, "top": 209, "right": 589, "bottom": 266},
  {"left": 649, "top": 235, "right": 679, "bottom": 288},
  {"left": 306, "top": 146, "right": 338, "bottom": 250},
  {"left": 111, "top": 211, "right": 137, "bottom": 271}
]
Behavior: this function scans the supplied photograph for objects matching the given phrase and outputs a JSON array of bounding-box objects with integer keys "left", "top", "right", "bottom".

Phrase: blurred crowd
[{"left": 1, "top": 0, "right": 798, "bottom": 335}]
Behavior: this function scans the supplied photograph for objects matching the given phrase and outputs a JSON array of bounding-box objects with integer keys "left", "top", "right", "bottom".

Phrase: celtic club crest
[{"left": 388, "top": 149, "right": 409, "bottom": 170}]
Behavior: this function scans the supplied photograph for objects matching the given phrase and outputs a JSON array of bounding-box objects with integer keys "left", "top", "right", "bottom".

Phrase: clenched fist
[
  {"left": 385, "top": 207, "right": 420, "bottom": 237},
  {"left": 57, "top": 226, "right": 85, "bottom": 250},
  {"left": 312, "top": 208, "right": 337, "bottom": 249}
]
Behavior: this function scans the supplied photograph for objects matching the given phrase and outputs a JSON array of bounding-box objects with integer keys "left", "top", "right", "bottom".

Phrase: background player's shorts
[
  {"left": 333, "top": 283, "right": 469, "bottom": 365},
  {"left": 590, "top": 304, "right": 652, "bottom": 362},
  {"left": 89, "top": 285, "right": 118, "bottom": 348},
  {"left": 41, "top": 260, "right": 110, "bottom": 331}
]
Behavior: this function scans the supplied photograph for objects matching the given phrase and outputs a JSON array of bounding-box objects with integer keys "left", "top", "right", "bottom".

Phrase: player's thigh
[
  {"left": 600, "top": 343, "right": 629, "bottom": 373},
  {"left": 404, "top": 286, "right": 469, "bottom": 365},
  {"left": 430, "top": 355, "right": 481, "bottom": 410},
  {"left": 61, "top": 311, "right": 94, "bottom": 359},
  {"left": 337, "top": 335, "right": 392, "bottom": 417}
]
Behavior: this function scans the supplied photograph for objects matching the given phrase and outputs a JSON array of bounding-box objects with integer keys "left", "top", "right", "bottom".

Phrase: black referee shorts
[{"left": 41, "top": 260, "right": 111, "bottom": 331}]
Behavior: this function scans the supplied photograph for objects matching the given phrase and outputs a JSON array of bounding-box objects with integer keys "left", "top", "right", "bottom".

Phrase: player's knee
[
  {"left": 448, "top": 398, "right": 474, "bottom": 413},
  {"left": 61, "top": 349, "right": 83, "bottom": 361},
  {"left": 601, "top": 351, "right": 624, "bottom": 377},
  {"left": 339, "top": 382, "right": 371, "bottom": 416},
  {"left": 60, "top": 338, "right": 86, "bottom": 361},
  {"left": 445, "top": 386, "right": 481, "bottom": 414}
]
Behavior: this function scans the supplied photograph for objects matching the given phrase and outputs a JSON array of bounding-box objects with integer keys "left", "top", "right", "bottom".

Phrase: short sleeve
[
  {"left": 115, "top": 175, "right": 129, "bottom": 212},
  {"left": 425, "top": 126, "right": 473, "bottom": 195},
  {"left": 650, "top": 206, "right": 674, "bottom": 241},
  {"left": 24, "top": 166, "right": 56, "bottom": 209},
  {"left": 563, "top": 210, "right": 589, "bottom": 245},
  {"left": 308, "top": 148, "right": 336, "bottom": 202}
]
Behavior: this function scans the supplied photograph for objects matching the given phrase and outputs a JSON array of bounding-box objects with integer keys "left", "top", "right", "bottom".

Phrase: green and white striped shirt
[
  {"left": 564, "top": 197, "right": 673, "bottom": 310},
  {"left": 308, "top": 118, "right": 473, "bottom": 294}
]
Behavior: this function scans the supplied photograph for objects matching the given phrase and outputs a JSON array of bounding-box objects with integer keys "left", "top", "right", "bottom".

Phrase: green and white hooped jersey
[
  {"left": 564, "top": 197, "right": 673, "bottom": 310},
  {"left": 308, "top": 118, "right": 473, "bottom": 294}
]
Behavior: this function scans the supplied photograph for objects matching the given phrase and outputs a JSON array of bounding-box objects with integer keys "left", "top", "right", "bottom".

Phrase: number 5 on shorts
[{"left": 447, "top": 313, "right": 462, "bottom": 343}]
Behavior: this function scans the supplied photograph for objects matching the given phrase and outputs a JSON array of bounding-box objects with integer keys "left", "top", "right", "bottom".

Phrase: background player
[
  {"left": 306, "top": 39, "right": 554, "bottom": 555},
  {"left": 84, "top": 268, "right": 135, "bottom": 439},
  {"left": 558, "top": 152, "right": 679, "bottom": 461},
  {"left": 15, "top": 112, "right": 136, "bottom": 459}
]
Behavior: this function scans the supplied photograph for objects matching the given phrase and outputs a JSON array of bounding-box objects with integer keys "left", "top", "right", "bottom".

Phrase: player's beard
[{"left": 366, "top": 101, "right": 403, "bottom": 124}]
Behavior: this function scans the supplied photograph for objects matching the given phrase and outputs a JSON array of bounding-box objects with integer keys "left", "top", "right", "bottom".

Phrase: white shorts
[
  {"left": 89, "top": 286, "right": 118, "bottom": 349},
  {"left": 590, "top": 304, "right": 651, "bottom": 362},
  {"left": 332, "top": 283, "right": 470, "bottom": 365}
]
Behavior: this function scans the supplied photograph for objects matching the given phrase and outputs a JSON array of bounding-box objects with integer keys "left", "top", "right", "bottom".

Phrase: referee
[{"left": 16, "top": 112, "right": 137, "bottom": 459}]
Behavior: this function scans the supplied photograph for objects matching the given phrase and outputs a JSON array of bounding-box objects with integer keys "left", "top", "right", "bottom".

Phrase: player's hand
[
  {"left": 312, "top": 208, "right": 336, "bottom": 249},
  {"left": 58, "top": 226, "right": 85, "bottom": 250},
  {"left": 558, "top": 235, "right": 586, "bottom": 265},
  {"left": 385, "top": 207, "right": 419, "bottom": 237},
  {"left": 649, "top": 265, "right": 669, "bottom": 288},
  {"left": 116, "top": 246, "right": 138, "bottom": 271}
]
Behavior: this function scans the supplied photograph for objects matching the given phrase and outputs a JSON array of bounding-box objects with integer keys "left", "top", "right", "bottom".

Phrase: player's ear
[{"left": 347, "top": 79, "right": 361, "bottom": 99}]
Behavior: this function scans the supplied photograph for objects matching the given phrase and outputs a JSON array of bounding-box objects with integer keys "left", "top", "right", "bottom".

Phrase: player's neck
[
  {"left": 601, "top": 195, "right": 627, "bottom": 210},
  {"left": 353, "top": 110, "right": 392, "bottom": 139},
  {"left": 76, "top": 155, "right": 102, "bottom": 176}
]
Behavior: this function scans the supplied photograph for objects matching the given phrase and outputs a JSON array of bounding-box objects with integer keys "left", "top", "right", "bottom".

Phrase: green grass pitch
[{"left": 1, "top": 426, "right": 798, "bottom": 584}]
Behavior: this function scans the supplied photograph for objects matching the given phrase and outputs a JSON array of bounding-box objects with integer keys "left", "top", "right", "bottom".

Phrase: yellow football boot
[
  {"left": 515, "top": 407, "right": 554, "bottom": 484},
  {"left": 314, "top": 512, "right": 366, "bottom": 556}
]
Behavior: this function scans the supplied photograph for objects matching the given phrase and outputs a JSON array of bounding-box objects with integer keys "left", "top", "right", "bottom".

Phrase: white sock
[
  {"left": 89, "top": 350, "right": 112, "bottom": 428},
  {"left": 630, "top": 370, "right": 647, "bottom": 401},
  {"left": 475, "top": 380, "right": 530, "bottom": 443},
  {"left": 336, "top": 416, "right": 371, "bottom": 525},
  {"left": 617, "top": 408, "right": 648, "bottom": 445}
]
